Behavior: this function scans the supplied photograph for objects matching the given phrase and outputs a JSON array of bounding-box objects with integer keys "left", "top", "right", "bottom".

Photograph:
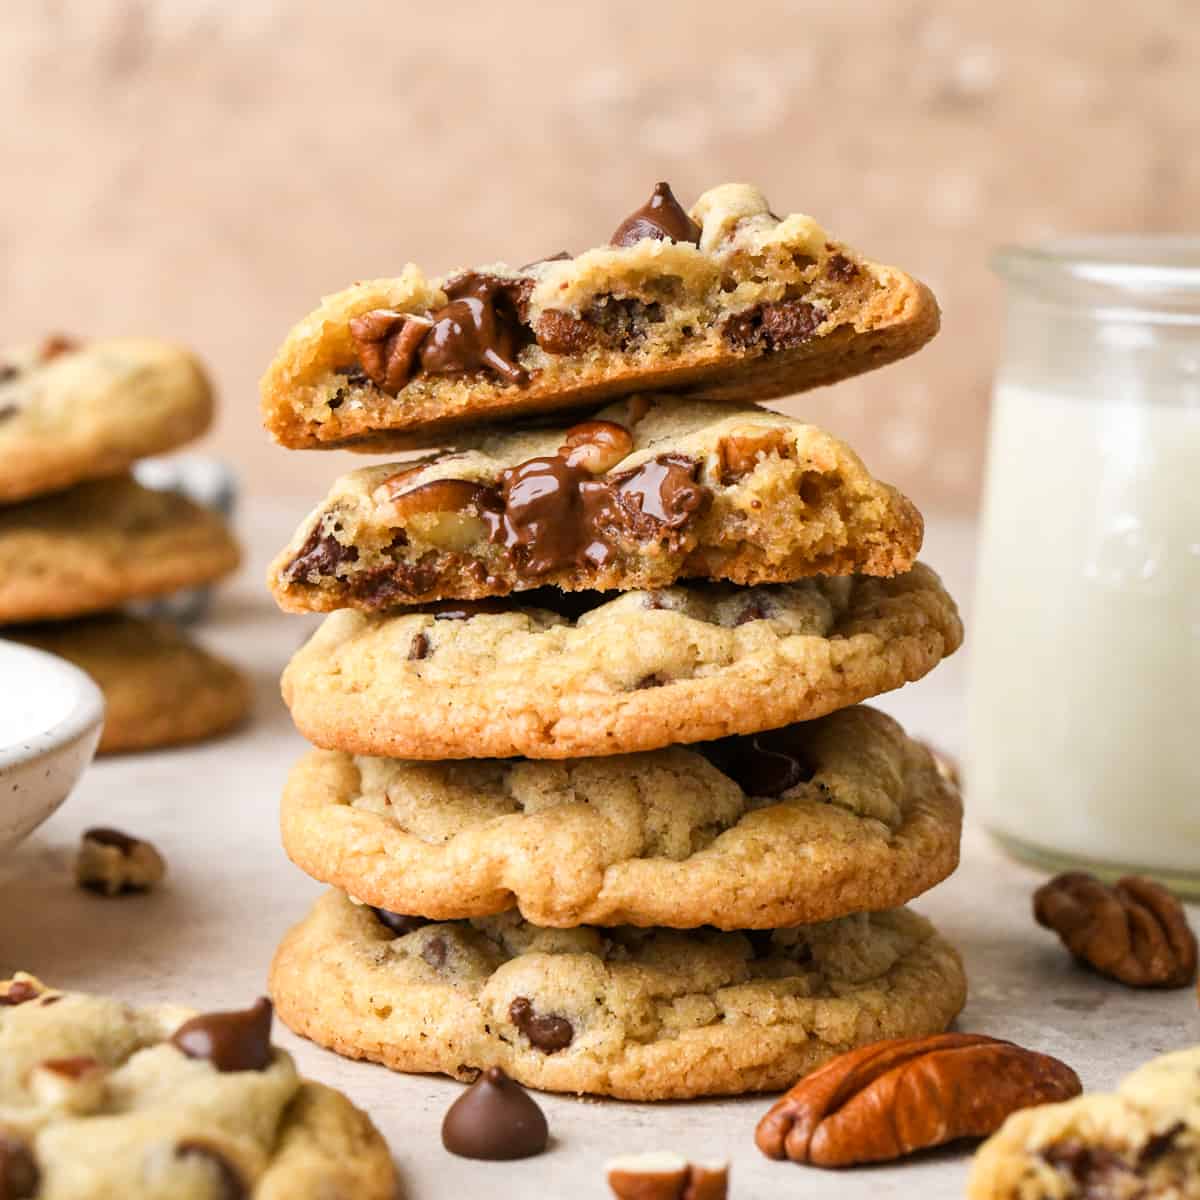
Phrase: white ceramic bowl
[{"left": 0, "top": 641, "right": 105, "bottom": 852}]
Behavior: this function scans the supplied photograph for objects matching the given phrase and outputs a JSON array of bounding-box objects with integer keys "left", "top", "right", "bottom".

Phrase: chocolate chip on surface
[
  {"left": 441, "top": 1065, "right": 549, "bottom": 1160},
  {"left": 508, "top": 997, "right": 573, "bottom": 1053},
  {"left": 0, "top": 1135, "right": 39, "bottom": 1200},
  {"left": 76, "top": 827, "right": 166, "bottom": 897},
  {"left": 175, "top": 1140, "right": 246, "bottom": 1200},
  {"left": 170, "top": 997, "right": 273, "bottom": 1073},
  {"left": 611, "top": 182, "right": 702, "bottom": 247}
]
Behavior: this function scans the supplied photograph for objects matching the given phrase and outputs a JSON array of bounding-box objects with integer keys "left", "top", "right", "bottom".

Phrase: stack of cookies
[
  {"left": 265, "top": 182, "right": 967, "bottom": 1100},
  {"left": 0, "top": 337, "right": 248, "bottom": 753}
]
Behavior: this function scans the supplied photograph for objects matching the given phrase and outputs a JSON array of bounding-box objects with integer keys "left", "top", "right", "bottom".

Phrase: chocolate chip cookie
[
  {"left": 968, "top": 1045, "right": 1200, "bottom": 1199},
  {"left": 281, "top": 564, "right": 962, "bottom": 760},
  {"left": 261, "top": 182, "right": 938, "bottom": 451},
  {"left": 270, "top": 396, "right": 923, "bottom": 612},
  {"left": 0, "top": 336, "right": 213, "bottom": 504},
  {"left": 0, "top": 973, "right": 395, "bottom": 1198},
  {"left": 0, "top": 475, "right": 240, "bottom": 623},
  {"left": 8, "top": 614, "right": 250, "bottom": 753},
  {"left": 269, "top": 890, "right": 966, "bottom": 1100},
  {"left": 281, "top": 706, "right": 961, "bottom": 928}
]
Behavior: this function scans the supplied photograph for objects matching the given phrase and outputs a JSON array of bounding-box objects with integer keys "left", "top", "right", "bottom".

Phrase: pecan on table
[
  {"left": 1034, "top": 872, "right": 1198, "bottom": 988},
  {"left": 755, "top": 1033, "right": 1081, "bottom": 1167}
]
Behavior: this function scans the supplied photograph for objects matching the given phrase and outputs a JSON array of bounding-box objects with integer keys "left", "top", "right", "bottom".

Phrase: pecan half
[
  {"left": 1034, "top": 872, "right": 1198, "bottom": 988},
  {"left": 559, "top": 419, "right": 634, "bottom": 474},
  {"left": 348, "top": 309, "right": 433, "bottom": 394},
  {"left": 755, "top": 1033, "right": 1081, "bottom": 1167}
]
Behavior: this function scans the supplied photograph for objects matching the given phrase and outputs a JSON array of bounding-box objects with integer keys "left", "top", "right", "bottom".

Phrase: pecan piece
[
  {"left": 607, "top": 1152, "right": 728, "bottom": 1199},
  {"left": 1034, "top": 872, "right": 1198, "bottom": 988},
  {"left": 559, "top": 419, "right": 634, "bottom": 474},
  {"left": 348, "top": 309, "right": 433, "bottom": 394},
  {"left": 755, "top": 1033, "right": 1081, "bottom": 1167},
  {"left": 715, "top": 428, "right": 793, "bottom": 484}
]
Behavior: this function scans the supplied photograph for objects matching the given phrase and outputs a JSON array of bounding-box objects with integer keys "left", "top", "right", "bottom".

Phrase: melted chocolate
[
  {"left": 509, "top": 997, "right": 573, "bottom": 1053},
  {"left": 170, "top": 997, "right": 273, "bottom": 1073},
  {"left": 699, "top": 726, "right": 815, "bottom": 797},
  {"left": 441, "top": 1066, "right": 549, "bottom": 1160},
  {"left": 284, "top": 524, "right": 359, "bottom": 583},
  {"left": 723, "top": 299, "right": 824, "bottom": 351},
  {"left": 611, "top": 182, "right": 701, "bottom": 247},
  {"left": 419, "top": 273, "right": 529, "bottom": 384}
]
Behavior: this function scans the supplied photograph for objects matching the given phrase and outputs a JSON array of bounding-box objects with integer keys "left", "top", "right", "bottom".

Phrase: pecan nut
[
  {"left": 714, "top": 427, "right": 793, "bottom": 484},
  {"left": 75, "top": 827, "right": 166, "bottom": 897},
  {"left": 348, "top": 309, "right": 433, "bottom": 394},
  {"left": 755, "top": 1033, "right": 1081, "bottom": 1167},
  {"left": 1034, "top": 872, "right": 1198, "bottom": 988},
  {"left": 607, "top": 1152, "right": 727, "bottom": 1200},
  {"left": 559, "top": 420, "right": 634, "bottom": 474}
]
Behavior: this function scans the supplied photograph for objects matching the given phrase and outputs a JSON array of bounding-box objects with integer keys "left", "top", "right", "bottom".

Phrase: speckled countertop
[{"left": 1, "top": 508, "right": 1194, "bottom": 1199}]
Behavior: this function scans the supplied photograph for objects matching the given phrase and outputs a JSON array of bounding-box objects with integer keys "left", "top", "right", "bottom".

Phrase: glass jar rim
[{"left": 994, "top": 236, "right": 1200, "bottom": 315}]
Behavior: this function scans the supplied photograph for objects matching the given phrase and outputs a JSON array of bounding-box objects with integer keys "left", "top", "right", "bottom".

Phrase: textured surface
[
  {"left": 0, "top": 974, "right": 395, "bottom": 1198},
  {"left": 282, "top": 563, "right": 963, "bottom": 759},
  {"left": 1, "top": 504, "right": 1196, "bottom": 1198},
  {"left": 270, "top": 397, "right": 923, "bottom": 611},
  {"left": 0, "top": 475, "right": 240, "bottom": 623},
  {"left": 269, "top": 891, "right": 966, "bottom": 1101},
  {"left": 280, "top": 706, "right": 962, "bottom": 928},
  {"left": 261, "top": 182, "right": 936, "bottom": 449},
  {"left": 7, "top": 614, "right": 251, "bottom": 754},
  {"left": 969, "top": 1045, "right": 1200, "bottom": 1199},
  {"left": 0, "top": 337, "right": 213, "bottom": 504}
]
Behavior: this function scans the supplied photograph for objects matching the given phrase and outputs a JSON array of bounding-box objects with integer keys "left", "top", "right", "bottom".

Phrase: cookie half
[
  {"left": 270, "top": 890, "right": 966, "bottom": 1101},
  {"left": 282, "top": 564, "right": 962, "bottom": 760},
  {"left": 8, "top": 614, "right": 251, "bottom": 753},
  {"left": 281, "top": 706, "right": 961, "bottom": 928},
  {"left": 0, "top": 337, "right": 213, "bottom": 504},
  {"left": 0, "top": 475, "right": 240, "bottom": 623},
  {"left": 261, "top": 182, "right": 938, "bottom": 450},
  {"left": 270, "top": 396, "right": 923, "bottom": 613},
  {"left": 0, "top": 973, "right": 396, "bottom": 1198},
  {"left": 969, "top": 1046, "right": 1200, "bottom": 1199}
]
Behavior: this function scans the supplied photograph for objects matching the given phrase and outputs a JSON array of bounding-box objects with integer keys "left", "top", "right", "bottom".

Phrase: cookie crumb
[{"left": 75, "top": 827, "right": 166, "bottom": 897}]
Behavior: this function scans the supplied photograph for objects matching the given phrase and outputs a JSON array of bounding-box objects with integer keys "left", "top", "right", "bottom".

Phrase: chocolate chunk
[
  {"left": 1042, "top": 1140, "right": 1134, "bottom": 1192},
  {"left": 533, "top": 309, "right": 597, "bottom": 355},
  {"left": 283, "top": 525, "right": 359, "bottom": 583},
  {"left": 611, "top": 182, "right": 701, "bottom": 247},
  {"left": 583, "top": 296, "right": 664, "bottom": 350},
  {"left": 350, "top": 558, "right": 439, "bottom": 607},
  {"left": 441, "top": 1065, "right": 549, "bottom": 1160},
  {"left": 372, "top": 907, "right": 428, "bottom": 935},
  {"left": 175, "top": 1141, "right": 246, "bottom": 1200},
  {"left": 827, "top": 253, "right": 859, "bottom": 282},
  {"left": 0, "top": 1135, "right": 38, "bottom": 1200},
  {"left": 170, "top": 997, "right": 273, "bottom": 1073},
  {"left": 699, "top": 726, "right": 814, "bottom": 797},
  {"left": 422, "top": 935, "right": 448, "bottom": 969},
  {"left": 0, "top": 980, "right": 40, "bottom": 1006},
  {"left": 82, "top": 826, "right": 138, "bottom": 854},
  {"left": 408, "top": 631, "right": 431, "bottom": 660},
  {"left": 508, "top": 997, "right": 573, "bottom": 1053},
  {"left": 419, "top": 273, "right": 530, "bottom": 385},
  {"left": 612, "top": 454, "right": 708, "bottom": 536},
  {"left": 1139, "top": 1123, "right": 1183, "bottom": 1167},
  {"left": 723, "top": 300, "right": 825, "bottom": 351}
]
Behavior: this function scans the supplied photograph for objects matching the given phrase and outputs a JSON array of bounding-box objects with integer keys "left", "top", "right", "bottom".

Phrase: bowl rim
[{"left": 0, "top": 641, "right": 106, "bottom": 772}]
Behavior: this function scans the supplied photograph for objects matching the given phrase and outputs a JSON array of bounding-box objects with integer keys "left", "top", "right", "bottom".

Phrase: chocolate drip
[{"left": 419, "top": 273, "right": 529, "bottom": 384}]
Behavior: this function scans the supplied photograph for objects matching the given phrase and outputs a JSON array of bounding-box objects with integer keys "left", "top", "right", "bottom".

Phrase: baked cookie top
[
  {"left": 261, "top": 182, "right": 938, "bottom": 450},
  {"left": 7, "top": 614, "right": 250, "bottom": 754},
  {"left": 0, "top": 337, "right": 213, "bottom": 504},
  {"left": 0, "top": 475, "right": 240, "bottom": 623},
  {"left": 0, "top": 974, "right": 395, "bottom": 1199},
  {"left": 269, "top": 396, "right": 923, "bottom": 613},
  {"left": 281, "top": 564, "right": 962, "bottom": 760},
  {"left": 281, "top": 706, "right": 961, "bottom": 929},
  {"left": 270, "top": 890, "right": 966, "bottom": 1101},
  {"left": 969, "top": 1045, "right": 1200, "bottom": 1200}
]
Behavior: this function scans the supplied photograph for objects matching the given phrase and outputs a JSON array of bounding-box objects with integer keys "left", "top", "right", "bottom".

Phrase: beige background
[{"left": 3, "top": 0, "right": 1197, "bottom": 513}]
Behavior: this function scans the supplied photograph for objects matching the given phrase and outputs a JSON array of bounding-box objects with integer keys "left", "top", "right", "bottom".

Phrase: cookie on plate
[
  {"left": 968, "top": 1044, "right": 1200, "bottom": 1199},
  {"left": 8, "top": 614, "right": 251, "bottom": 753},
  {"left": 270, "top": 890, "right": 966, "bottom": 1100},
  {"left": 281, "top": 706, "right": 961, "bottom": 928},
  {"left": 0, "top": 475, "right": 240, "bottom": 624},
  {"left": 0, "top": 972, "right": 396, "bottom": 1199},
  {"left": 261, "top": 182, "right": 938, "bottom": 450},
  {"left": 281, "top": 564, "right": 962, "bottom": 760},
  {"left": 270, "top": 396, "right": 923, "bottom": 613},
  {"left": 0, "top": 336, "right": 213, "bottom": 505}
]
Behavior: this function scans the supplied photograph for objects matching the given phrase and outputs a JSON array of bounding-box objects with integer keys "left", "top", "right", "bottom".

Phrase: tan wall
[{"left": 3, "top": 0, "right": 1197, "bottom": 514}]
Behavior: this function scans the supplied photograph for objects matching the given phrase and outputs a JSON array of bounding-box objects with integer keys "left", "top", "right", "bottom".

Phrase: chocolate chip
[
  {"left": 635, "top": 673, "right": 667, "bottom": 689},
  {"left": 422, "top": 935, "right": 448, "bottom": 969},
  {"left": 723, "top": 299, "right": 825, "bottom": 351},
  {"left": 419, "top": 273, "right": 530, "bottom": 385},
  {"left": 350, "top": 558, "right": 440, "bottom": 608},
  {"left": 170, "top": 997, "right": 273, "bottom": 1073},
  {"left": 0, "top": 1136, "right": 38, "bottom": 1199},
  {"left": 283, "top": 525, "right": 359, "bottom": 583},
  {"left": 734, "top": 599, "right": 772, "bottom": 625},
  {"left": 175, "top": 1141, "right": 246, "bottom": 1200},
  {"left": 1139, "top": 1123, "right": 1183, "bottom": 1167},
  {"left": 611, "top": 182, "right": 701, "bottom": 247},
  {"left": 827, "top": 253, "right": 859, "bottom": 282},
  {"left": 372, "top": 907, "right": 428, "bottom": 935},
  {"left": 533, "top": 309, "right": 597, "bottom": 355},
  {"left": 699, "top": 726, "right": 814, "bottom": 797},
  {"left": 0, "top": 980, "right": 40, "bottom": 1006},
  {"left": 82, "top": 826, "right": 138, "bottom": 854},
  {"left": 441, "top": 1065, "right": 549, "bottom": 1160},
  {"left": 1042, "top": 1140, "right": 1134, "bottom": 1192},
  {"left": 582, "top": 296, "right": 664, "bottom": 350},
  {"left": 508, "top": 997, "right": 573, "bottom": 1053},
  {"left": 0, "top": 1133, "right": 37, "bottom": 1189},
  {"left": 408, "top": 631, "right": 431, "bottom": 660}
]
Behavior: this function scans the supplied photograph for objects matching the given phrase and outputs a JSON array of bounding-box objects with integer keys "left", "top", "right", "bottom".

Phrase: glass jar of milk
[{"left": 969, "top": 238, "right": 1200, "bottom": 892}]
